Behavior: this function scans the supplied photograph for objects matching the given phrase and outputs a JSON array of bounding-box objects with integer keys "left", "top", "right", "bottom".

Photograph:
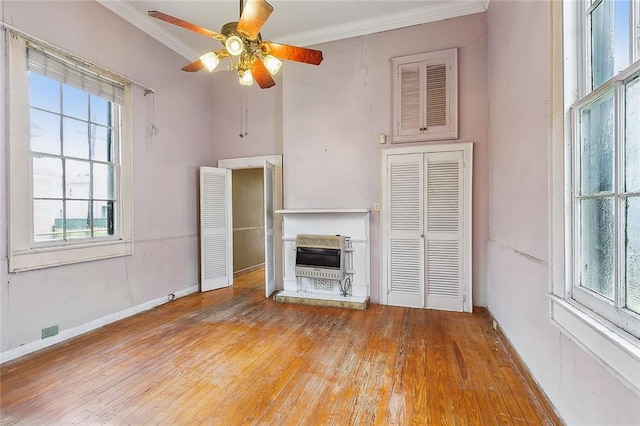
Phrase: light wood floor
[{"left": 1, "top": 268, "right": 561, "bottom": 425}]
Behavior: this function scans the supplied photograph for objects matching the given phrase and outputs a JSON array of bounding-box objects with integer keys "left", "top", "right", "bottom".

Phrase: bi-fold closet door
[{"left": 384, "top": 144, "right": 472, "bottom": 312}]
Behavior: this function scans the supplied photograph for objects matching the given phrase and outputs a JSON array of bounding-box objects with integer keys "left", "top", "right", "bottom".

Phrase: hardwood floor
[{"left": 0, "top": 268, "right": 561, "bottom": 425}]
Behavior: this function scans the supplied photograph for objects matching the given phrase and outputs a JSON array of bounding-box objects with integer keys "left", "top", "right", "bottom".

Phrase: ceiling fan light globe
[
  {"left": 262, "top": 55, "right": 282, "bottom": 75},
  {"left": 199, "top": 52, "right": 220, "bottom": 72},
  {"left": 225, "top": 35, "right": 244, "bottom": 56},
  {"left": 238, "top": 69, "right": 254, "bottom": 86}
]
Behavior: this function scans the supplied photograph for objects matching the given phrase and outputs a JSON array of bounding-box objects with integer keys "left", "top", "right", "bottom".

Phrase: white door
[
  {"left": 200, "top": 166, "right": 233, "bottom": 292},
  {"left": 264, "top": 161, "right": 276, "bottom": 297},
  {"left": 424, "top": 151, "right": 464, "bottom": 311},
  {"left": 386, "top": 153, "right": 425, "bottom": 308},
  {"left": 384, "top": 146, "right": 471, "bottom": 312}
]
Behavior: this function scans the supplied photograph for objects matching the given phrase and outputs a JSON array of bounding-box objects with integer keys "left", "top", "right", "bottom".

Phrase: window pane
[
  {"left": 62, "top": 117, "right": 89, "bottom": 159},
  {"left": 65, "top": 159, "right": 90, "bottom": 199},
  {"left": 626, "top": 76, "right": 640, "bottom": 192},
  {"left": 62, "top": 84, "right": 88, "bottom": 120},
  {"left": 580, "top": 93, "right": 614, "bottom": 195},
  {"left": 627, "top": 197, "right": 640, "bottom": 314},
  {"left": 33, "top": 199, "right": 63, "bottom": 242},
  {"left": 29, "top": 73, "right": 60, "bottom": 113},
  {"left": 65, "top": 200, "right": 91, "bottom": 239},
  {"left": 91, "top": 124, "right": 112, "bottom": 162},
  {"left": 590, "top": 0, "right": 630, "bottom": 89},
  {"left": 93, "top": 201, "right": 114, "bottom": 236},
  {"left": 93, "top": 163, "right": 115, "bottom": 200},
  {"left": 90, "top": 96, "right": 110, "bottom": 126},
  {"left": 579, "top": 197, "right": 615, "bottom": 300},
  {"left": 613, "top": 0, "right": 630, "bottom": 74},
  {"left": 30, "top": 109, "right": 61, "bottom": 155},
  {"left": 33, "top": 156, "right": 62, "bottom": 199}
]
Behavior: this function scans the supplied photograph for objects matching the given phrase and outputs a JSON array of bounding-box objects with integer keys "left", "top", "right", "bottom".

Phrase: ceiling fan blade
[
  {"left": 261, "top": 42, "right": 323, "bottom": 65},
  {"left": 148, "top": 11, "right": 226, "bottom": 41},
  {"left": 182, "top": 60, "right": 205, "bottom": 72},
  {"left": 237, "top": 0, "right": 274, "bottom": 39},
  {"left": 250, "top": 59, "right": 276, "bottom": 89}
]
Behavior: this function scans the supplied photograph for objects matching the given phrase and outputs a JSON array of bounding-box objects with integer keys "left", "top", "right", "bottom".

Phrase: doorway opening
[
  {"left": 231, "top": 168, "right": 265, "bottom": 276},
  {"left": 217, "top": 154, "right": 283, "bottom": 297}
]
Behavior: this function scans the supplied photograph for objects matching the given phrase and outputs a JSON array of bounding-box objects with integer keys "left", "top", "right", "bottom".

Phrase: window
[
  {"left": 572, "top": 0, "right": 640, "bottom": 337},
  {"left": 8, "top": 34, "right": 132, "bottom": 272},
  {"left": 549, "top": 0, "right": 640, "bottom": 394},
  {"left": 391, "top": 48, "right": 458, "bottom": 143}
]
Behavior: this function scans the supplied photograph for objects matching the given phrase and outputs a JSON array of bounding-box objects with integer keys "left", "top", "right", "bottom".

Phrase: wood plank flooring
[{"left": 0, "top": 268, "right": 561, "bottom": 425}]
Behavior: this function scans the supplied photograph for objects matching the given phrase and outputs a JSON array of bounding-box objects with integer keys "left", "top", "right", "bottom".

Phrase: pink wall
[
  {"left": 486, "top": 1, "right": 640, "bottom": 423},
  {"left": 209, "top": 13, "right": 490, "bottom": 305},
  {"left": 281, "top": 14, "right": 489, "bottom": 304},
  {"left": 0, "top": 1, "right": 213, "bottom": 353},
  {"left": 209, "top": 71, "right": 283, "bottom": 160}
]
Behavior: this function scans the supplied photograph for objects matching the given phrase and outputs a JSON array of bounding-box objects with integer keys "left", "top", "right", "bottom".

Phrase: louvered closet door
[
  {"left": 263, "top": 161, "right": 276, "bottom": 298},
  {"left": 200, "top": 166, "right": 233, "bottom": 292},
  {"left": 424, "top": 151, "right": 464, "bottom": 311},
  {"left": 387, "top": 153, "right": 425, "bottom": 308}
]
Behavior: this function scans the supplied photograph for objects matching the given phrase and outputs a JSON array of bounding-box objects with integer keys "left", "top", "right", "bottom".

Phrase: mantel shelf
[{"left": 276, "top": 209, "right": 370, "bottom": 215}]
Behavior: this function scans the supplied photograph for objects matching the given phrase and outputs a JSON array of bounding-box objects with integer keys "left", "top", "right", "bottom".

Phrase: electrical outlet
[{"left": 373, "top": 202, "right": 380, "bottom": 212}]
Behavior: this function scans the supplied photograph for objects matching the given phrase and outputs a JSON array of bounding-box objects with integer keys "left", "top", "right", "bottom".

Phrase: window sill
[
  {"left": 9, "top": 239, "right": 132, "bottom": 272},
  {"left": 548, "top": 293, "right": 640, "bottom": 396}
]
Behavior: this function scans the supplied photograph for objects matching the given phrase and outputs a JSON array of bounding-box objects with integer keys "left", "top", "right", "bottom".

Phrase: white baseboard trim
[{"left": 0, "top": 285, "right": 199, "bottom": 364}]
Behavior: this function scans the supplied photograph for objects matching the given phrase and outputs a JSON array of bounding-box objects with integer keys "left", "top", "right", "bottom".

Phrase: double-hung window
[
  {"left": 551, "top": 0, "right": 640, "bottom": 394},
  {"left": 571, "top": 0, "right": 639, "bottom": 337},
  {"left": 7, "top": 34, "right": 133, "bottom": 272}
]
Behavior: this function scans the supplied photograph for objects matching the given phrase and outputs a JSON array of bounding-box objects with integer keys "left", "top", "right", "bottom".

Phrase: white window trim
[
  {"left": 548, "top": 0, "right": 640, "bottom": 397},
  {"left": 7, "top": 33, "right": 133, "bottom": 272}
]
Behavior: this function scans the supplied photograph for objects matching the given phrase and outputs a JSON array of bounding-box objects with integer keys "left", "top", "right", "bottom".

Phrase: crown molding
[
  {"left": 98, "top": 0, "right": 488, "bottom": 59},
  {"left": 273, "top": 0, "right": 488, "bottom": 47},
  {"left": 96, "top": 0, "right": 200, "bottom": 61}
]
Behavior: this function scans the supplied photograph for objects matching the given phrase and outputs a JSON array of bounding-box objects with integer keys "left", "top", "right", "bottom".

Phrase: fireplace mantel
[{"left": 275, "top": 209, "right": 370, "bottom": 308}]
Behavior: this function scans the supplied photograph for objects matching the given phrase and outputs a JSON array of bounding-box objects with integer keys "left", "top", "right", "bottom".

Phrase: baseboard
[
  {"left": 0, "top": 284, "right": 199, "bottom": 365},
  {"left": 488, "top": 310, "right": 564, "bottom": 425},
  {"left": 233, "top": 263, "right": 264, "bottom": 277}
]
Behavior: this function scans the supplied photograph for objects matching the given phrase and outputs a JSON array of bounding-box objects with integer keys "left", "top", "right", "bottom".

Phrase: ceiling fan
[{"left": 148, "top": 0, "right": 324, "bottom": 89}]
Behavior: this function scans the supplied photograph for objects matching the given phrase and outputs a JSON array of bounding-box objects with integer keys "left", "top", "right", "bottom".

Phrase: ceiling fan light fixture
[
  {"left": 225, "top": 35, "right": 244, "bottom": 56},
  {"left": 199, "top": 52, "right": 220, "bottom": 72},
  {"left": 238, "top": 69, "right": 254, "bottom": 86},
  {"left": 262, "top": 54, "right": 282, "bottom": 75}
]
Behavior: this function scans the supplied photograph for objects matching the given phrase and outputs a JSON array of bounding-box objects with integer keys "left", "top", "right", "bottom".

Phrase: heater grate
[{"left": 312, "top": 278, "right": 336, "bottom": 292}]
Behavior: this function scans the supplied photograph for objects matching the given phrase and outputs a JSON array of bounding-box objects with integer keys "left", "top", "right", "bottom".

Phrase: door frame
[
  {"left": 218, "top": 155, "right": 284, "bottom": 293},
  {"left": 379, "top": 142, "right": 473, "bottom": 310}
]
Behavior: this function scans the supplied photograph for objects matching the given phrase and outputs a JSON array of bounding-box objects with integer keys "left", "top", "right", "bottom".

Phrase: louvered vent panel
[
  {"left": 202, "top": 173, "right": 226, "bottom": 229},
  {"left": 390, "top": 239, "right": 422, "bottom": 294},
  {"left": 427, "top": 240, "right": 460, "bottom": 296},
  {"left": 427, "top": 162, "right": 459, "bottom": 233},
  {"left": 265, "top": 172, "right": 274, "bottom": 231},
  {"left": 426, "top": 64, "right": 447, "bottom": 128},
  {"left": 203, "top": 234, "right": 227, "bottom": 280},
  {"left": 400, "top": 64, "right": 421, "bottom": 132},
  {"left": 390, "top": 162, "right": 421, "bottom": 231}
]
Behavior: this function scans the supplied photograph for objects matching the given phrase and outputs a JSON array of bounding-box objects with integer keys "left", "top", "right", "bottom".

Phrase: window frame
[
  {"left": 549, "top": 0, "right": 640, "bottom": 396},
  {"left": 7, "top": 33, "right": 133, "bottom": 272},
  {"left": 570, "top": 66, "right": 640, "bottom": 338}
]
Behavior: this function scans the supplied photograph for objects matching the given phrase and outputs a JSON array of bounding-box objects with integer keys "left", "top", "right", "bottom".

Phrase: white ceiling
[{"left": 98, "top": 0, "right": 488, "bottom": 62}]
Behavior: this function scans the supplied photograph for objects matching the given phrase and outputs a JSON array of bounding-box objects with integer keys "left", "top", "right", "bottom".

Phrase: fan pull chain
[{"left": 239, "top": 87, "right": 249, "bottom": 138}]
